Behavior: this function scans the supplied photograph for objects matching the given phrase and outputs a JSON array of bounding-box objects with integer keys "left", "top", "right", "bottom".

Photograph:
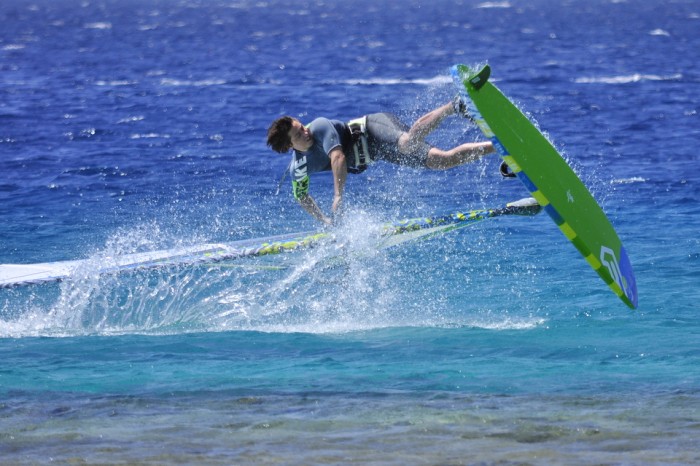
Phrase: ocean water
[{"left": 1, "top": 0, "right": 699, "bottom": 463}]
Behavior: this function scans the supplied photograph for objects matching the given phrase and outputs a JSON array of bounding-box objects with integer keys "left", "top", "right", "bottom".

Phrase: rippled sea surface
[{"left": 1, "top": 0, "right": 699, "bottom": 464}]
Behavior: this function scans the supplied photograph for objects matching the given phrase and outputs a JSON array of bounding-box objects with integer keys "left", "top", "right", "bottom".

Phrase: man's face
[{"left": 287, "top": 119, "right": 314, "bottom": 152}]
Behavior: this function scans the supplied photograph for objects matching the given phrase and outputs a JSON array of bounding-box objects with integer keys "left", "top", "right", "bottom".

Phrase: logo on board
[{"left": 600, "top": 246, "right": 625, "bottom": 294}]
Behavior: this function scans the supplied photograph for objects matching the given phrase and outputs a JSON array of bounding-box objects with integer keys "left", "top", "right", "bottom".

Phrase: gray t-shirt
[{"left": 289, "top": 117, "right": 350, "bottom": 199}]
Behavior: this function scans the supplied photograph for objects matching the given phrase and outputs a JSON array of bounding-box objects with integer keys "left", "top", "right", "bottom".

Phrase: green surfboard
[{"left": 452, "top": 64, "right": 637, "bottom": 309}]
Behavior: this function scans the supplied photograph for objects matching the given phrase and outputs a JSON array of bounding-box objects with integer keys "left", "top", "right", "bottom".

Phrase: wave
[
  {"left": 152, "top": 76, "right": 448, "bottom": 88},
  {"left": 334, "top": 76, "right": 451, "bottom": 86},
  {"left": 160, "top": 78, "right": 228, "bottom": 87},
  {"left": 574, "top": 73, "right": 682, "bottom": 84},
  {"left": 476, "top": 1, "right": 511, "bottom": 8},
  {"left": 649, "top": 28, "right": 671, "bottom": 37},
  {"left": 237, "top": 317, "right": 546, "bottom": 335},
  {"left": 0, "top": 303, "right": 546, "bottom": 338},
  {"left": 95, "top": 80, "right": 138, "bottom": 87},
  {"left": 129, "top": 133, "right": 171, "bottom": 139},
  {"left": 611, "top": 177, "right": 646, "bottom": 185},
  {"left": 464, "top": 317, "right": 546, "bottom": 330},
  {"left": 84, "top": 22, "right": 112, "bottom": 30},
  {"left": 117, "top": 115, "right": 145, "bottom": 124}
]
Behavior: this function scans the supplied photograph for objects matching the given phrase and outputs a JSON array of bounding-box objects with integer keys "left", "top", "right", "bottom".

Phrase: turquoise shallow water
[
  {"left": 2, "top": 327, "right": 699, "bottom": 464},
  {"left": 1, "top": 0, "right": 699, "bottom": 463}
]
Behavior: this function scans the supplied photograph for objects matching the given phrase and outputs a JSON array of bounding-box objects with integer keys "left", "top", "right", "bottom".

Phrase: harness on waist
[{"left": 347, "top": 116, "right": 370, "bottom": 174}]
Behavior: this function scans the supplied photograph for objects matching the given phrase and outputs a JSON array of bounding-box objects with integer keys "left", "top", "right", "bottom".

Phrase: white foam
[
  {"left": 95, "top": 80, "right": 137, "bottom": 87},
  {"left": 464, "top": 317, "right": 546, "bottom": 331},
  {"left": 117, "top": 116, "right": 145, "bottom": 124},
  {"left": 160, "top": 78, "right": 227, "bottom": 87},
  {"left": 574, "top": 73, "right": 682, "bottom": 84},
  {"left": 130, "top": 133, "right": 171, "bottom": 139},
  {"left": 476, "top": 1, "right": 512, "bottom": 8},
  {"left": 338, "top": 76, "right": 451, "bottom": 86},
  {"left": 611, "top": 177, "right": 646, "bottom": 185},
  {"left": 84, "top": 22, "right": 112, "bottom": 30}
]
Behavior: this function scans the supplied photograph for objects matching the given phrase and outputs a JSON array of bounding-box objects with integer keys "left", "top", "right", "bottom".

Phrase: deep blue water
[{"left": 1, "top": 0, "right": 699, "bottom": 464}]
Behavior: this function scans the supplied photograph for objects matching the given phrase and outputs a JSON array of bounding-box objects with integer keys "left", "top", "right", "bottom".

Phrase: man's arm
[
  {"left": 329, "top": 147, "right": 347, "bottom": 214},
  {"left": 298, "top": 194, "right": 332, "bottom": 225},
  {"left": 297, "top": 148, "right": 345, "bottom": 225}
]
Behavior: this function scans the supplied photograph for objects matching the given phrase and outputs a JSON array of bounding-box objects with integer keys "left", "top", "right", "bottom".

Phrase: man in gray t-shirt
[{"left": 267, "top": 100, "right": 494, "bottom": 225}]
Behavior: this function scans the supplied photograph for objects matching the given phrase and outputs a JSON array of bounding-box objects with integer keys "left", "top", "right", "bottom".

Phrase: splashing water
[{"left": 0, "top": 207, "right": 546, "bottom": 337}]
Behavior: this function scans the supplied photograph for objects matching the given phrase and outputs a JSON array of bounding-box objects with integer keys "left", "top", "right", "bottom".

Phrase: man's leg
[
  {"left": 425, "top": 141, "right": 494, "bottom": 169},
  {"left": 397, "top": 103, "right": 454, "bottom": 152},
  {"left": 397, "top": 101, "right": 494, "bottom": 170}
]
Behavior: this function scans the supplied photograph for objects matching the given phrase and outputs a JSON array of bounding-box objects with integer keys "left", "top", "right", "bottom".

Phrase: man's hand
[{"left": 298, "top": 194, "right": 332, "bottom": 225}]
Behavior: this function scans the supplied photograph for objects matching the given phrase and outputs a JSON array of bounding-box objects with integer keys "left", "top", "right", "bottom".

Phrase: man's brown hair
[{"left": 267, "top": 116, "right": 294, "bottom": 153}]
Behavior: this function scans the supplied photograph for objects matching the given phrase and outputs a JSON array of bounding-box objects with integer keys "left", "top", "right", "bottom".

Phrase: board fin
[{"left": 468, "top": 64, "right": 491, "bottom": 90}]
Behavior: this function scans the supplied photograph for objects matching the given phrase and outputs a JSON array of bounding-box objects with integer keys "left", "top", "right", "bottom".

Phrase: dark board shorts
[{"left": 366, "top": 113, "right": 431, "bottom": 168}]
